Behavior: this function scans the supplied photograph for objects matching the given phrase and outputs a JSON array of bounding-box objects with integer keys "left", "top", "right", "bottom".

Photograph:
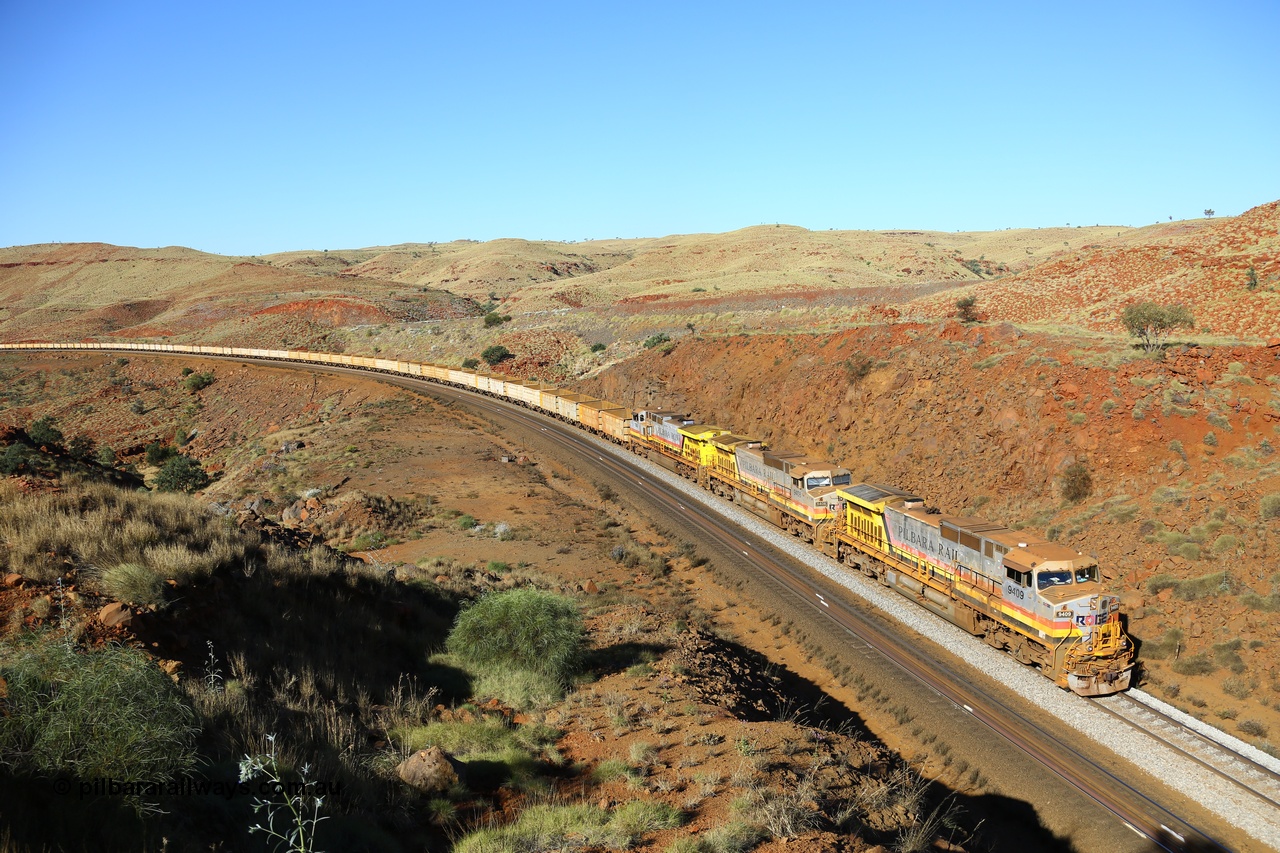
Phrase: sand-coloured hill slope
[
  {"left": 0, "top": 243, "right": 476, "bottom": 343},
  {"left": 2, "top": 202, "right": 1277, "bottom": 353}
]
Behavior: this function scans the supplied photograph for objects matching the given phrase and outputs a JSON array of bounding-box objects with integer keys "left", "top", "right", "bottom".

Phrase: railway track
[{"left": 1095, "top": 691, "right": 1280, "bottom": 815}]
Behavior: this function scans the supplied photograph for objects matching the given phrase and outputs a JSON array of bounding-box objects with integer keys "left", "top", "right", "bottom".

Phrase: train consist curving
[{"left": 2, "top": 341, "right": 1135, "bottom": 696}]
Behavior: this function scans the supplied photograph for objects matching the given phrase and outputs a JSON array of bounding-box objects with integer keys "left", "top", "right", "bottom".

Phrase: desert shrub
[
  {"left": 592, "top": 757, "right": 632, "bottom": 783},
  {"left": 1140, "top": 628, "right": 1183, "bottom": 660},
  {"left": 456, "top": 514, "right": 477, "bottom": 530},
  {"left": 1203, "top": 431, "right": 1218, "bottom": 447},
  {"left": 453, "top": 803, "right": 617, "bottom": 853},
  {"left": 590, "top": 342, "right": 607, "bottom": 353},
  {"left": 461, "top": 358, "right": 480, "bottom": 370},
  {"left": 643, "top": 333, "right": 671, "bottom": 349},
  {"left": 1212, "top": 639, "right": 1246, "bottom": 673},
  {"left": 1222, "top": 676, "right": 1254, "bottom": 699},
  {"left": 0, "top": 637, "right": 198, "bottom": 788},
  {"left": 154, "top": 455, "right": 210, "bottom": 493},
  {"left": 955, "top": 294, "right": 978, "bottom": 320},
  {"left": 1211, "top": 534, "right": 1239, "bottom": 555},
  {"left": 1171, "top": 654, "right": 1216, "bottom": 676},
  {"left": 1175, "top": 542, "right": 1201, "bottom": 561},
  {"left": 483, "top": 311, "right": 510, "bottom": 328},
  {"left": 145, "top": 441, "right": 176, "bottom": 466},
  {"left": 182, "top": 372, "right": 215, "bottom": 392},
  {"left": 1238, "top": 719, "right": 1269, "bottom": 738},
  {"left": 66, "top": 434, "right": 96, "bottom": 461},
  {"left": 480, "top": 345, "right": 512, "bottom": 366},
  {"left": 609, "top": 801, "right": 683, "bottom": 838},
  {"left": 100, "top": 563, "right": 166, "bottom": 607},
  {"left": 844, "top": 352, "right": 874, "bottom": 381},
  {"left": 703, "top": 821, "right": 769, "bottom": 853},
  {"left": 180, "top": 366, "right": 194, "bottom": 377},
  {"left": 1261, "top": 494, "right": 1280, "bottom": 520},
  {"left": 95, "top": 444, "right": 116, "bottom": 468},
  {"left": 1175, "top": 571, "right": 1230, "bottom": 600},
  {"left": 732, "top": 780, "right": 823, "bottom": 838},
  {"left": 0, "top": 444, "right": 29, "bottom": 475},
  {"left": 1059, "top": 461, "right": 1092, "bottom": 503},
  {"left": 446, "top": 589, "right": 584, "bottom": 686}
]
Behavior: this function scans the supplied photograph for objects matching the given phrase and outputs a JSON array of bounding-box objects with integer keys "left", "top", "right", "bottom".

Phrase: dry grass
[{"left": 0, "top": 479, "right": 249, "bottom": 586}]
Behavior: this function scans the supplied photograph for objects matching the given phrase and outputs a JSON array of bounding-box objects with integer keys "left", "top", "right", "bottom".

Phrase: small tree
[
  {"left": 956, "top": 295, "right": 978, "bottom": 323},
  {"left": 27, "top": 416, "right": 63, "bottom": 450},
  {"left": 155, "top": 455, "right": 210, "bottom": 493},
  {"left": 145, "top": 441, "right": 176, "bottom": 467},
  {"left": 1246, "top": 266, "right": 1259, "bottom": 291},
  {"left": 1120, "top": 302, "right": 1194, "bottom": 353},
  {"left": 67, "top": 434, "right": 96, "bottom": 461},
  {"left": 1060, "top": 461, "right": 1092, "bottom": 503},
  {"left": 1204, "top": 209, "right": 1215, "bottom": 218},
  {"left": 480, "top": 344, "right": 512, "bottom": 366},
  {"left": 95, "top": 445, "right": 117, "bottom": 468}
]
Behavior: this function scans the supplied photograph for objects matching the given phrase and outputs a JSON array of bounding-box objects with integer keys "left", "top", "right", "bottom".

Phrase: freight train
[{"left": 0, "top": 341, "right": 1135, "bottom": 696}]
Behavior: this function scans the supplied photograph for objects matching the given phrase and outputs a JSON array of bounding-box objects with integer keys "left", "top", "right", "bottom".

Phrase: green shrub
[
  {"left": 182, "top": 372, "right": 215, "bottom": 392},
  {"left": 608, "top": 801, "right": 683, "bottom": 838},
  {"left": 642, "top": 333, "right": 671, "bottom": 349},
  {"left": 1203, "top": 431, "right": 1218, "bottom": 447},
  {"left": 454, "top": 803, "right": 619, "bottom": 853},
  {"left": 446, "top": 589, "right": 584, "bottom": 686},
  {"left": 456, "top": 514, "right": 477, "bottom": 530},
  {"left": 180, "top": 367, "right": 194, "bottom": 377},
  {"left": 145, "top": 441, "right": 176, "bottom": 466},
  {"left": 591, "top": 757, "right": 632, "bottom": 782},
  {"left": 461, "top": 358, "right": 480, "bottom": 369},
  {"left": 590, "top": 343, "right": 607, "bottom": 353},
  {"left": 154, "top": 455, "right": 210, "bottom": 493},
  {"left": 1176, "top": 542, "right": 1202, "bottom": 561},
  {"left": 480, "top": 345, "right": 512, "bottom": 366},
  {"left": 0, "top": 638, "right": 198, "bottom": 789},
  {"left": 1211, "top": 534, "right": 1239, "bottom": 555},
  {"left": 483, "top": 311, "right": 509, "bottom": 328},
  {"left": 27, "top": 416, "right": 64, "bottom": 449}
]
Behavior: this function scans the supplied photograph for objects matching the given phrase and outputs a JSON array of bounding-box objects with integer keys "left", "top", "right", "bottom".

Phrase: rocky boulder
[{"left": 396, "top": 746, "right": 464, "bottom": 794}]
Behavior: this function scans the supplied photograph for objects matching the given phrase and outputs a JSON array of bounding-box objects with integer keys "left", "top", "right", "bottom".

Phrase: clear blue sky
[{"left": 2, "top": 1, "right": 1277, "bottom": 255}]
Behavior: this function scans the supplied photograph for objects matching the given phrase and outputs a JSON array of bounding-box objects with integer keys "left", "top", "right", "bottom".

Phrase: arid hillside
[{"left": 3, "top": 203, "right": 1276, "bottom": 373}]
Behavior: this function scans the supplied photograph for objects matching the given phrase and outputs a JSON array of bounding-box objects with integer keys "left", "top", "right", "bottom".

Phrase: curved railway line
[{"left": 8, "top": 345, "right": 1279, "bottom": 851}]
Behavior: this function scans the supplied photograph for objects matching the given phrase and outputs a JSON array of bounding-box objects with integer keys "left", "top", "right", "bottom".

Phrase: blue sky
[{"left": 2, "top": 1, "right": 1276, "bottom": 255}]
